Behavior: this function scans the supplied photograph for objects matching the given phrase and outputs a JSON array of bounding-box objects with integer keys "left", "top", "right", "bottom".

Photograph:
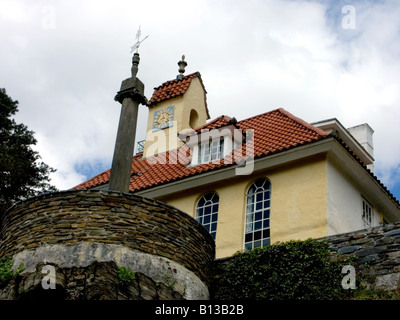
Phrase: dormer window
[
  {"left": 198, "top": 138, "right": 224, "bottom": 164},
  {"left": 179, "top": 116, "right": 244, "bottom": 167}
]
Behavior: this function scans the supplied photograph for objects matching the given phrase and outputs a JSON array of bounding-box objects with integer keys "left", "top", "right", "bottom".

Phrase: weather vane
[{"left": 130, "top": 26, "right": 149, "bottom": 54}]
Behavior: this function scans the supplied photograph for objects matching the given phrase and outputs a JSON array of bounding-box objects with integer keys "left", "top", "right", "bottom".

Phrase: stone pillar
[{"left": 109, "top": 53, "right": 147, "bottom": 192}]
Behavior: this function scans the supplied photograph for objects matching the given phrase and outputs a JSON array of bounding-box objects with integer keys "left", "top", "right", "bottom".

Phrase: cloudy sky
[{"left": 1, "top": 0, "right": 399, "bottom": 201}]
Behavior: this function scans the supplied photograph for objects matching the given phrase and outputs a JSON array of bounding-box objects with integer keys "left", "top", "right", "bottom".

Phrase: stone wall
[
  {"left": 324, "top": 221, "right": 400, "bottom": 291},
  {"left": 0, "top": 190, "right": 215, "bottom": 299},
  {"left": 0, "top": 261, "right": 183, "bottom": 300}
]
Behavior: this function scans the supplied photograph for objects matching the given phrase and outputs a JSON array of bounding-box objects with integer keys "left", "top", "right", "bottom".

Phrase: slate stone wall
[
  {"left": 0, "top": 190, "right": 215, "bottom": 299},
  {"left": 324, "top": 222, "right": 400, "bottom": 290}
]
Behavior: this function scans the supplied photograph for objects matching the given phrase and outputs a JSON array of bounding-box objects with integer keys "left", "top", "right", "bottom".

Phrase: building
[{"left": 74, "top": 59, "right": 400, "bottom": 259}]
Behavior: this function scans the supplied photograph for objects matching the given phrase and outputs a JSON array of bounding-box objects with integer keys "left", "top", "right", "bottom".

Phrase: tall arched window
[
  {"left": 244, "top": 179, "right": 271, "bottom": 251},
  {"left": 196, "top": 193, "right": 219, "bottom": 240}
]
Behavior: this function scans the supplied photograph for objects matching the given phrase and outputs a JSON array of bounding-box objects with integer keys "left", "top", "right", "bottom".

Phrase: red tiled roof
[
  {"left": 179, "top": 115, "right": 235, "bottom": 138},
  {"left": 73, "top": 108, "right": 330, "bottom": 192},
  {"left": 148, "top": 72, "right": 203, "bottom": 107}
]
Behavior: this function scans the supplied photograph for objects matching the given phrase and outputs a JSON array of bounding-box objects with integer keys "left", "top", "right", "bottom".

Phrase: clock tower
[{"left": 142, "top": 56, "right": 210, "bottom": 158}]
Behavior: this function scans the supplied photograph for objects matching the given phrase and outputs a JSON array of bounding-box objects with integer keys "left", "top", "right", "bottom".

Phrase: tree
[{"left": 0, "top": 88, "right": 57, "bottom": 214}]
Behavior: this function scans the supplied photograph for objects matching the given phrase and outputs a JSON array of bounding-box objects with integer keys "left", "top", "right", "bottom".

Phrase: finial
[
  {"left": 177, "top": 55, "right": 187, "bottom": 80},
  {"left": 130, "top": 26, "right": 149, "bottom": 54},
  {"left": 131, "top": 52, "right": 140, "bottom": 77},
  {"left": 129, "top": 26, "right": 149, "bottom": 77}
]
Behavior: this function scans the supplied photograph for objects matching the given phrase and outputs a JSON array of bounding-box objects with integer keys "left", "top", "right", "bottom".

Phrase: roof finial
[
  {"left": 177, "top": 55, "right": 187, "bottom": 80},
  {"left": 130, "top": 26, "right": 149, "bottom": 77},
  {"left": 130, "top": 26, "right": 149, "bottom": 54}
]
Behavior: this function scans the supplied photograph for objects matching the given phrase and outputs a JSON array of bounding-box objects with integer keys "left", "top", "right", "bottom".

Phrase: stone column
[{"left": 109, "top": 53, "right": 147, "bottom": 192}]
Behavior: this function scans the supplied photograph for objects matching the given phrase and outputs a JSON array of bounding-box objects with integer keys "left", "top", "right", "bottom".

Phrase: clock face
[{"left": 152, "top": 106, "right": 174, "bottom": 131}]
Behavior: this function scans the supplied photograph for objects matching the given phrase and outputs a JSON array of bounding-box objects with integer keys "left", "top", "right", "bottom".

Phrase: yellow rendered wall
[
  {"left": 143, "top": 77, "right": 208, "bottom": 158},
  {"left": 158, "top": 155, "right": 328, "bottom": 259},
  {"left": 143, "top": 97, "right": 184, "bottom": 158}
]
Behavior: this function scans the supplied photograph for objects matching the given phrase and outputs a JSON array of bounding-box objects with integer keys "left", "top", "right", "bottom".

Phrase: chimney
[
  {"left": 109, "top": 52, "right": 147, "bottom": 192},
  {"left": 347, "top": 123, "right": 374, "bottom": 172}
]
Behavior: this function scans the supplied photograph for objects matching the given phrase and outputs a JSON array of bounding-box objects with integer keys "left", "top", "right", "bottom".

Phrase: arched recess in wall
[
  {"left": 244, "top": 178, "right": 271, "bottom": 251},
  {"left": 195, "top": 192, "right": 219, "bottom": 240},
  {"left": 189, "top": 109, "right": 199, "bottom": 129}
]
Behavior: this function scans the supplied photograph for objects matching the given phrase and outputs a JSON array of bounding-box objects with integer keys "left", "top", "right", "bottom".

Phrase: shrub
[{"left": 215, "top": 239, "right": 354, "bottom": 300}]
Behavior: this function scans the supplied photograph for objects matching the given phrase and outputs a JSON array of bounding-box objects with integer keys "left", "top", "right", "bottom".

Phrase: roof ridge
[
  {"left": 153, "top": 71, "right": 200, "bottom": 90},
  {"left": 236, "top": 108, "right": 281, "bottom": 124},
  {"left": 194, "top": 115, "right": 231, "bottom": 131},
  {"left": 147, "top": 72, "right": 203, "bottom": 108},
  {"left": 277, "top": 108, "right": 330, "bottom": 137}
]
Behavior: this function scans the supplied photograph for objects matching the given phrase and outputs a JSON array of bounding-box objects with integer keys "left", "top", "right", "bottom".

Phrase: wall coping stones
[{"left": 11, "top": 242, "right": 209, "bottom": 299}]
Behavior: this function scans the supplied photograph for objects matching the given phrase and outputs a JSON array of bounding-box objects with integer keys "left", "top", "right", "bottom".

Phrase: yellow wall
[
  {"left": 157, "top": 155, "right": 328, "bottom": 259},
  {"left": 143, "top": 77, "right": 209, "bottom": 158}
]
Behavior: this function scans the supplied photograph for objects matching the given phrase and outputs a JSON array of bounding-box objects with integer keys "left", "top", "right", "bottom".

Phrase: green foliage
[
  {"left": 0, "top": 88, "right": 57, "bottom": 215},
  {"left": 215, "top": 239, "right": 354, "bottom": 300},
  {"left": 352, "top": 288, "right": 400, "bottom": 300},
  {"left": 118, "top": 267, "right": 136, "bottom": 283},
  {"left": 0, "top": 256, "right": 24, "bottom": 284}
]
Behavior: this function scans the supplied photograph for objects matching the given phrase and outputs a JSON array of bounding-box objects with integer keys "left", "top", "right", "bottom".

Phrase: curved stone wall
[{"left": 0, "top": 190, "right": 215, "bottom": 299}]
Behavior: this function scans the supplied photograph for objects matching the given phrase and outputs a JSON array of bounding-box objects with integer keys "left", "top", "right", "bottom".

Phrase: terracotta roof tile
[
  {"left": 147, "top": 72, "right": 202, "bottom": 107},
  {"left": 73, "top": 108, "right": 331, "bottom": 192}
]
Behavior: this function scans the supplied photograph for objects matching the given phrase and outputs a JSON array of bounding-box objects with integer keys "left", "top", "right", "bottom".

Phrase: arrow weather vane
[{"left": 130, "top": 26, "right": 149, "bottom": 54}]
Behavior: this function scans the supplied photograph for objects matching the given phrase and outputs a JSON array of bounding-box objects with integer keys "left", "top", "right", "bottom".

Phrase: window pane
[
  {"left": 254, "top": 230, "right": 262, "bottom": 241},
  {"left": 245, "top": 233, "right": 253, "bottom": 242},
  {"left": 263, "top": 238, "right": 270, "bottom": 247},
  {"left": 263, "top": 229, "right": 270, "bottom": 238},
  {"left": 196, "top": 192, "right": 219, "bottom": 240},
  {"left": 244, "top": 179, "right": 271, "bottom": 251}
]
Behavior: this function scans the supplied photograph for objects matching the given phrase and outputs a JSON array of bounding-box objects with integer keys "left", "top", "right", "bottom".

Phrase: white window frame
[
  {"left": 198, "top": 138, "right": 224, "bottom": 164},
  {"left": 244, "top": 179, "right": 271, "bottom": 251},
  {"left": 196, "top": 192, "right": 219, "bottom": 240},
  {"left": 362, "top": 197, "right": 373, "bottom": 228}
]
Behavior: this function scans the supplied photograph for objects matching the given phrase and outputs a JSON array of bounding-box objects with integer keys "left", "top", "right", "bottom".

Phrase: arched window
[
  {"left": 244, "top": 179, "right": 271, "bottom": 251},
  {"left": 196, "top": 193, "right": 219, "bottom": 240}
]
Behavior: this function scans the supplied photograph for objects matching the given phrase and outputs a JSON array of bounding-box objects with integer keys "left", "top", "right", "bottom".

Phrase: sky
[{"left": 0, "top": 0, "right": 399, "bottom": 201}]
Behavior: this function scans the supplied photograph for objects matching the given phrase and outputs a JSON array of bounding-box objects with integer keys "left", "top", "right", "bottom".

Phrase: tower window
[
  {"left": 189, "top": 109, "right": 199, "bottom": 129},
  {"left": 245, "top": 179, "right": 271, "bottom": 251},
  {"left": 196, "top": 193, "right": 219, "bottom": 240}
]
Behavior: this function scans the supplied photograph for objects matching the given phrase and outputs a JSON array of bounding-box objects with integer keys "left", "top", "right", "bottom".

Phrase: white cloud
[{"left": 0, "top": 0, "right": 399, "bottom": 198}]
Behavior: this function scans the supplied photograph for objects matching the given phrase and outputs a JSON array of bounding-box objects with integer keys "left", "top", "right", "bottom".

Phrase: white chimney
[{"left": 347, "top": 123, "right": 374, "bottom": 172}]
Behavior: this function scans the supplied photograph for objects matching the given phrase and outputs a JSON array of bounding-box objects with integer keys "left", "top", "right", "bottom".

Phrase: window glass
[
  {"left": 196, "top": 193, "right": 219, "bottom": 240},
  {"left": 244, "top": 179, "right": 271, "bottom": 251}
]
